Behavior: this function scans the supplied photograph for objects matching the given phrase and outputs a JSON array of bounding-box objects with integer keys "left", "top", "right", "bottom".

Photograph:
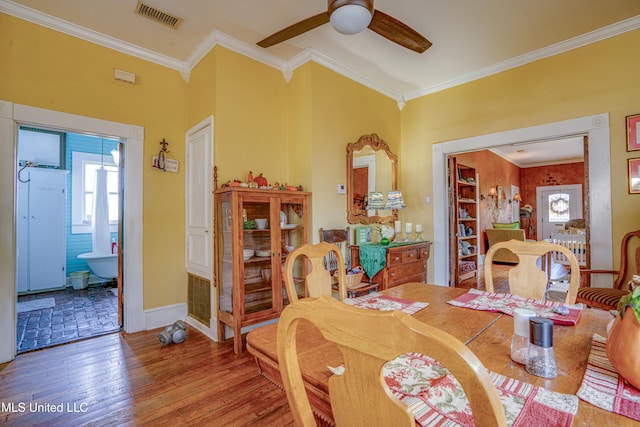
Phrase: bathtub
[{"left": 77, "top": 252, "right": 118, "bottom": 279}]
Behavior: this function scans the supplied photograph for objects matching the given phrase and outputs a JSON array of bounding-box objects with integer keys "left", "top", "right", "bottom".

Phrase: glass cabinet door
[
  {"left": 216, "top": 193, "right": 234, "bottom": 315},
  {"left": 241, "top": 197, "right": 274, "bottom": 316},
  {"left": 279, "top": 198, "right": 306, "bottom": 302}
]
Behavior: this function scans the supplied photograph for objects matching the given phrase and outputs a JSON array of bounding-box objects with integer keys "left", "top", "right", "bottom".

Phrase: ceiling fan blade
[
  {"left": 368, "top": 10, "right": 432, "bottom": 53},
  {"left": 257, "top": 12, "right": 330, "bottom": 48}
]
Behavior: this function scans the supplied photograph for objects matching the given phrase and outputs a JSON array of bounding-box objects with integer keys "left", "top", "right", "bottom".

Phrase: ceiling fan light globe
[{"left": 330, "top": 4, "right": 372, "bottom": 35}]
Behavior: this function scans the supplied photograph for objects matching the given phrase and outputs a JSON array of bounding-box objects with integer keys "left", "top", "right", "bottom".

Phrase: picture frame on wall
[
  {"left": 626, "top": 114, "right": 640, "bottom": 151},
  {"left": 629, "top": 158, "right": 640, "bottom": 194}
]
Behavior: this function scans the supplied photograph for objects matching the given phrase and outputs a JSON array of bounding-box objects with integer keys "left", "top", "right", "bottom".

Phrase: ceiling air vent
[{"left": 134, "top": 1, "right": 183, "bottom": 30}]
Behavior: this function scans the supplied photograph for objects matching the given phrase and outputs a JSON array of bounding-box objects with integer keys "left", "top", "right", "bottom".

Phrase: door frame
[
  {"left": 0, "top": 100, "right": 144, "bottom": 363},
  {"left": 432, "top": 113, "right": 613, "bottom": 287},
  {"left": 536, "top": 184, "right": 583, "bottom": 239}
]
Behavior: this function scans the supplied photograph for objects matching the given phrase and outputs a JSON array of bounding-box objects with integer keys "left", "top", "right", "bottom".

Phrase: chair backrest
[
  {"left": 550, "top": 233, "right": 587, "bottom": 267},
  {"left": 277, "top": 296, "right": 506, "bottom": 427},
  {"left": 614, "top": 229, "right": 640, "bottom": 289},
  {"left": 484, "top": 239, "right": 580, "bottom": 304},
  {"left": 284, "top": 242, "right": 347, "bottom": 302},
  {"left": 319, "top": 227, "right": 351, "bottom": 272}
]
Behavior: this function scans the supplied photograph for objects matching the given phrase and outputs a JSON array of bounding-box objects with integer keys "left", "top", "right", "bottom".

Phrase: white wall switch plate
[{"left": 337, "top": 184, "right": 346, "bottom": 194}]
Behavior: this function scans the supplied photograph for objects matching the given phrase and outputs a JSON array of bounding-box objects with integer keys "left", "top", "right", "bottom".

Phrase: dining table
[{"left": 246, "top": 282, "right": 628, "bottom": 426}]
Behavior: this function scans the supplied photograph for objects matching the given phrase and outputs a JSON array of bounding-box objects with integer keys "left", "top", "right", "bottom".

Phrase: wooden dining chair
[
  {"left": 318, "top": 227, "right": 351, "bottom": 273},
  {"left": 283, "top": 242, "right": 347, "bottom": 302},
  {"left": 576, "top": 229, "right": 640, "bottom": 311},
  {"left": 277, "top": 295, "right": 506, "bottom": 427},
  {"left": 484, "top": 239, "right": 580, "bottom": 304}
]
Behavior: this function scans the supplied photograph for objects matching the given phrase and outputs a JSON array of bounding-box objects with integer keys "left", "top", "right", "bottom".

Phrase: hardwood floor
[
  {"left": 0, "top": 269, "right": 512, "bottom": 426},
  {"left": 0, "top": 328, "right": 294, "bottom": 426}
]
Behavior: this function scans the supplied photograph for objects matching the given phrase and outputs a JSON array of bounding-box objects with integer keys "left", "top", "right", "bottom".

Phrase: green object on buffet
[{"left": 380, "top": 237, "right": 390, "bottom": 245}]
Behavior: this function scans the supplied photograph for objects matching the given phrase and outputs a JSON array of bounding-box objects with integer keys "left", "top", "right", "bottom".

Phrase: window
[
  {"left": 548, "top": 193, "right": 570, "bottom": 223},
  {"left": 72, "top": 152, "right": 118, "bottom": 234}
]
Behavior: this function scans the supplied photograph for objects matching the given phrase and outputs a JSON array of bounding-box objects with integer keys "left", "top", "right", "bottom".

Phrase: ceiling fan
[{"left": 257, "top": 0, "right": 432, "bottom": 53}]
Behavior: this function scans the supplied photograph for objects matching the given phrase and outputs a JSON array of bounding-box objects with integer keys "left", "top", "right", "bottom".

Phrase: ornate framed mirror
[{"left": 347, "top": 134, "right": 398, "bottom": 224}]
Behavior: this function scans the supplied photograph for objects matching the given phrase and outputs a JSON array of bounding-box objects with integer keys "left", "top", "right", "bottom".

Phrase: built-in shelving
[{"left": 452, "top": 159, "right": 479, "bottom": 283}]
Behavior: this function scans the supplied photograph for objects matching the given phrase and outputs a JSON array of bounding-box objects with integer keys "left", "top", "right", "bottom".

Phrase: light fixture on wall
[
  {"left": 510, "top": 193, "right": 522, "bottom": 204},
  {"left": 329, "top": 2, "right": 373, "bottom": 35},
  {"left": 480, "top": 186, "right": 500, "bottom": 207}
]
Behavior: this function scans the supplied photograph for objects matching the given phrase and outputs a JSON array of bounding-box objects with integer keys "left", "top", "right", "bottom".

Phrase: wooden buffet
[
  {"left": 350, "top": 241, "right": 432, "bottom": 289},
  {"left": 247, "top": 283, "right": 628, "bottom": 426}
]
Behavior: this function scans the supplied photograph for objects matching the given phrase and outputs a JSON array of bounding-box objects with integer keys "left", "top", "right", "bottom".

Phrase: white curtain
[{"left": 92, "top": 167, "right": 111, "bottom": 255}]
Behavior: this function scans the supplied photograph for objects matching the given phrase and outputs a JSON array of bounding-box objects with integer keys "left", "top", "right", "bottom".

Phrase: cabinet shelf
[{"left": 458, "top": 198, "right": 476, "bottom": 203}]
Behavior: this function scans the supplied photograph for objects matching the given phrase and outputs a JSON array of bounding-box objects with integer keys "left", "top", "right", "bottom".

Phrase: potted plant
[{"left": 606, "top": 275, "right": 640, "bottom": 389}]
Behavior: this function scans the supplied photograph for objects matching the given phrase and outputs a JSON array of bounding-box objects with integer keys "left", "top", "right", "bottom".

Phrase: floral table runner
[
  {"left": 329, "top": 352, "right": 578, "bottom": 426},
  {"left": 344, "top": 292, "right": 428, "bottom": 315},
  {"left": 448, "top": 288, "right": 583, "bottom": 325},
  {"left": 577, "top": 334, "right": 640, "bottom": 422}
]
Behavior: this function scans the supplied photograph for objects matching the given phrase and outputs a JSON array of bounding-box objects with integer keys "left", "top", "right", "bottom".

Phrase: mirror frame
[{"left": 347, "top": 134, "right": 398, "bottom": 225}]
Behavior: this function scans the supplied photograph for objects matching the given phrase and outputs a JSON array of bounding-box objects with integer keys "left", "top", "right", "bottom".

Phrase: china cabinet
[
  {"left": 450, "top": 158, "right": 479, "bottom": 283},
  {"left": 214, "top": 187, "right": 310, "bottom": 353}
]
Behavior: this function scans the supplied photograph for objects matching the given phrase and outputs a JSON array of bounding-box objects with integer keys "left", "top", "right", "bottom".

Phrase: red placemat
[
  {"left": 448, "top": 288, "right": 582, "bottom": 325},
  {"left": 577, "top": 334, "right": 640, "bottom": 421},
  {"left": 344, "top": 292, "right": 428, "bottom": 315},
  {"left": 384, "top": 352, "right": 577, "bottom": 427}
]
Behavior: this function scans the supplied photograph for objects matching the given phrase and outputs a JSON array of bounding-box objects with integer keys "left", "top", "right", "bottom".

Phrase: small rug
[
  {"left": 344, "top": 292, "right": 428, "bottom": 315},
  {"left": 448, "top": 288, "right": 582, "bottom": 325},
  {"left": 329, "top": 352, "right": 578, "bottom": 426},
  {"left": 17, "top": 298, "right": 55, "bottom": 313},
  {"left": 577, "top": 334, "right": 640, "bottom": 421}
]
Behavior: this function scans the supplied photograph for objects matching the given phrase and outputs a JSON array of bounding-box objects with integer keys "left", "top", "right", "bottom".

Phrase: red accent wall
[
  {"left": 519, "top": 162, "right": 585, "bottom": 240},
  {"left": 453, "top": 153, "right": 585, "bottom": 250},
  {"left": 455, "top": 151, "right": 521, "bottom": 253}
]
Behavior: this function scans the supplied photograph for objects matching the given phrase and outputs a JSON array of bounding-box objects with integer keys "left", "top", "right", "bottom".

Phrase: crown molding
[
  {"left": 181, "top": 26, "right": 405, "bottom": 106},
  {"left": 3, "top": 0, "right": 639, "bottom": 109},
  {"left": 0, "top": 0, "right": 184, "bottom": 72},
  {"left": 405, "top": 15, "right": 640, "bottom": 101}
]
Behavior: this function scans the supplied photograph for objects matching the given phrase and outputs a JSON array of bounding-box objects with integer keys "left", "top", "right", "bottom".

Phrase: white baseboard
[
  {"left": 144, "top": 302, "right": 187, "bottom": 330},
  {"left": 185, "top": 315, "right": 218, "bottom": 342},
  {"left": 145, "top": 306, "right": 279, "bottom": 344}
]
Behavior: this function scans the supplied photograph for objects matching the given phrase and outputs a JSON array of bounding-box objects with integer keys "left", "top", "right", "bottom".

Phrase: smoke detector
[{"left": 134, "top": 1, "right": 183, "bottom": 30}]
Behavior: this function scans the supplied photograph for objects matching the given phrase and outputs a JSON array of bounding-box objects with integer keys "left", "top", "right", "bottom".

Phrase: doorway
[
  {"left": 15, "top": 129, "right": 123, "bottom": 353},
  {"left": 537, "top": 184, "right": 583, "bottom": 240},
  {"left": 432, "top": 113, "right": 613, "bottom": 288},
  {"left": 0, "top": 100, "right": 144, "bottom": 364}
]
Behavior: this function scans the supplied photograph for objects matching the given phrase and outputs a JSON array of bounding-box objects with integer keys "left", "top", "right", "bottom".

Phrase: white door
[
  {"left": 185, "top": 117, "right": 213, "bottom": 279},
  {"left": 537, "top": 185, "right": 583, "bottom": 240}
]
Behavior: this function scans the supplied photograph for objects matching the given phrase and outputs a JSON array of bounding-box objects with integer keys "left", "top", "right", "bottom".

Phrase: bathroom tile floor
[{"left": 16, "top": 284, "right": 120, "bottom": 354}]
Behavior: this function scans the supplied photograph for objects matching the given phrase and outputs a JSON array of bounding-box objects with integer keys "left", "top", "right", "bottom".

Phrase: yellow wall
[
  {"left": 4, "top": 10, "right": 640, "bottom": 312},
  {"left": 213, "top": 48, "right": 290, "bottom": 185},
  {"left": 402, "top": 29, "right": 640, "bottom": 270},
  {"left": 1, "top": 13, "right": 400, "bottom": 312},
  {"left": 304, "top": 63, "right": 400, "bottom": 238},
  {"left": 1, "top": 14, "right": 188, "bottom": 309}
]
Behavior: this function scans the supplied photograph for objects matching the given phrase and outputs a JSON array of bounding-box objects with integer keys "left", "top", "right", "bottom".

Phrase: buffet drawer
[{"left": 386, "top": 260, "right": 426, "bottom": 287}]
